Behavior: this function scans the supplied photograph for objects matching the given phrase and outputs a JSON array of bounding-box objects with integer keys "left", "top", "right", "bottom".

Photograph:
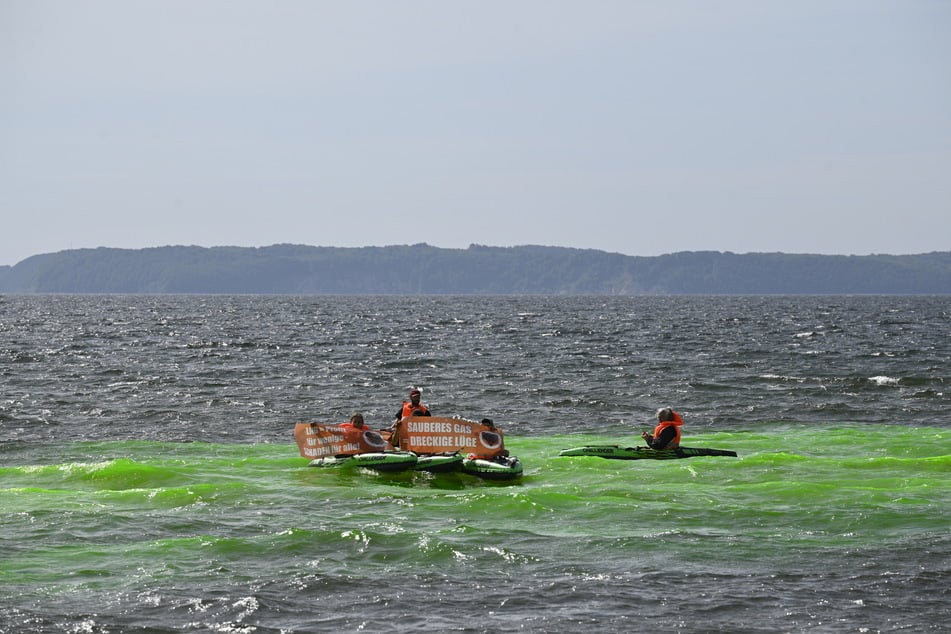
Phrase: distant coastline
[{"left": 1, "top": 244, "right": 950, "bottom": 295}]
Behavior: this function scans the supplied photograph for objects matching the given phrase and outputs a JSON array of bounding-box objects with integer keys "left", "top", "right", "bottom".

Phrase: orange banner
[
  {"left": 394, "top": 416, "right": 506, "bottom": 457},
  {"left": 293, "top": 423, "right": 392, "bottom": 459}
]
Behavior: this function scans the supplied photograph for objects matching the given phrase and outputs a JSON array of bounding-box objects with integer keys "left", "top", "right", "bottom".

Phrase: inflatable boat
[
  {"left": 414, "top": 452, "right": 464, "bottom": 473},
  {"left": 391, "top": 416, "right": 522, "bottom": 479},
  {"left": 559, "top": 445, "right": 738, "bottom": 460},
  {"left": 296, "top": 417, "right": 522, "bottom": 479},
  {"left": 461, "top": 454, "right": 523, "bottom": 480},
  {"left": 308, "top": 451, "right": 419, "bottom": 472}
]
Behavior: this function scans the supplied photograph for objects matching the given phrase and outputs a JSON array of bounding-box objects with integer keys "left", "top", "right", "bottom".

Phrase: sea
[{"left": 1, "top": 294, "right": 949, "bottom": 633}]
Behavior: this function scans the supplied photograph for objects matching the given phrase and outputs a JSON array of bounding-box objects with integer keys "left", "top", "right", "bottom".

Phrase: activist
[
  {"left": 466, "top": 418, "right": 509, "bottom": 460},
  {"left": 339, "top": 412, "right": 373, "bottom": 446},
  {"left": 394, "top": 387, "right": 431, "bottom": 421},
  {"left": 341, "top": 412, "right": 369, "bottom": 429},
  {"left": 389, "top": 387, "right": 431, "bottom": 447},
  {"left": 641, "top": 407, "right": 684, "bottom": 449}
]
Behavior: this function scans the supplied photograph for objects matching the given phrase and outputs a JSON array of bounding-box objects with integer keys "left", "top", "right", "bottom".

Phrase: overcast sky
[{"left": 2, "top": 1, "right": 949, "bottom": 266}]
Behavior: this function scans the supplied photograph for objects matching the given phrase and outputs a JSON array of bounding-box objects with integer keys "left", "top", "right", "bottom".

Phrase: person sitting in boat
[
  {"left": 387, "top": 387, "right": 432, "bottom": 447},
  {"left": 394, "top": 387, "right": 431, "bottom": 422},
  {"left": 471, "top": 419, "right": 509, "bottom": 459},
  {"left": 338, "top": 412, "right": 372, "bottom": 447},
  {"left": 341, "top": 412, "right": 369, "bottom": 430},
  {"left": 338, "top": 413, "right": 392, "bottom": 453},
  {"left": 641, "top": 407, "right": 683, "bottom": 449}
]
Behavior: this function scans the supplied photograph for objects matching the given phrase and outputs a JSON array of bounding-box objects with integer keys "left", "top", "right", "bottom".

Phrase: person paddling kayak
[{"left": 641, "top": 407, "right": 684, "bottom": 449}]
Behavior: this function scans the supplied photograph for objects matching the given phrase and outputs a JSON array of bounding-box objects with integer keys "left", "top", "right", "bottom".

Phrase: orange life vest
[
  {"left": 400, "top": 401, "right": 430, "bottom": 419},
  {"left": 652, "top": 410, "right": 684, "bottom": 449}
]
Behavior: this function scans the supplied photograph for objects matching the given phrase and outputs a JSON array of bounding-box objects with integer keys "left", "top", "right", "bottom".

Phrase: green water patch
[
  {"left": 0, "top": 457, "right": 197, "bottom": 492},
  {"left": 2, "top": 424, "right": 947, "bottom": 601}
]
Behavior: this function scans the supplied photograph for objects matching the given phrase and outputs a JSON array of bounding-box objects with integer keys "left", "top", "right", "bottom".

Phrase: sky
[{"left": 2, "top": 1, "right": 950, "bottom": 266}]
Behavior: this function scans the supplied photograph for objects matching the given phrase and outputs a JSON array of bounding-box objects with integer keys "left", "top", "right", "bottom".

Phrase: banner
[
  {"left": 394, "top": 416, "right": 506, "bottom": 457},
  {"left": 293, "top": 423, "right": 392, "bottom": 459}
]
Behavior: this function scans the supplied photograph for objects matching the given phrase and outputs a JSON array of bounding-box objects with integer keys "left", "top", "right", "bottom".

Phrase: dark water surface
[{"left": 1, "top": 295, "right": 949, "bottom": 632}]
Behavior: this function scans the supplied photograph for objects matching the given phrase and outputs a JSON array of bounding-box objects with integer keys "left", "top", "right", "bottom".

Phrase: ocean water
[{"left": 1, "top": 294, "right": 949, "bottom": 633}]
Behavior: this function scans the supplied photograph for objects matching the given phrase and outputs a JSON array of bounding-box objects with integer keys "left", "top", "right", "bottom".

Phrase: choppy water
[{"left": 1, "top": 295, "right": 949, "bottom": 633}]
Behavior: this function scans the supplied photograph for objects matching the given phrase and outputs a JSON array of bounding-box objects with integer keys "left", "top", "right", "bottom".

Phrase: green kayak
[{"left": 559, "top": 445, "right": 738, "bottom": 460}]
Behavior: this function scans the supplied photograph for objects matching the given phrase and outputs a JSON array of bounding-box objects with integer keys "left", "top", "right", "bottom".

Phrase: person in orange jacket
[
  {"left": 387, "top": 387, "right": 431, "bottom": 448},
  {"left": 341, "top": 412, "right": 369, "bottom": 429},
  {"left": 339, "top": 412, "right": 372, "bottom": 447},
  {"left": 641, "top": 407, "right": 684, "bottom": 449},
  {"left": 394, "top": 387, "right": 431, "bottom": 422}
]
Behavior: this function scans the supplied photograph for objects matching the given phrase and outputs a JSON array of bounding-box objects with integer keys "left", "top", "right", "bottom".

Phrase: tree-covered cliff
[{"left": 1, "top": 244, "right": 949, "bottom": 294}]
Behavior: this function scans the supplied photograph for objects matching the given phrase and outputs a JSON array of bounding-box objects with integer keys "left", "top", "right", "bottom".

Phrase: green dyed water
[
  {"left": 2, "top": 425, "right": 948, "bottom": 632},
  {"left": 3, "top": 294, "right": 950, "bottom": 631}
]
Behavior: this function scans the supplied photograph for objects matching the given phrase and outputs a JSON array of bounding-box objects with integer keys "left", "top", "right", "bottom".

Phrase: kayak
[
  {"left": 308, "top": 451, "right": 419, "bottom": 472},
  {"left": 461, "top": 454, "right": 523, "bottom": 480},
  {"left": 559, "top": 445, "right": 738, "bottom": 460},
  {"left": 414, "top": 452, "right": 464, "bottom": 473}
]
